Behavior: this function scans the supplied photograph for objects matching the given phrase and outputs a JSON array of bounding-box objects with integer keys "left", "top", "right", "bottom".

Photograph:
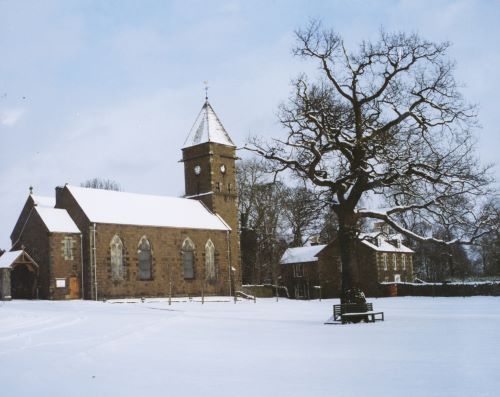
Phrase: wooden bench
[{"left": 333, "top": 303, "right": 384, "bottom": 324}]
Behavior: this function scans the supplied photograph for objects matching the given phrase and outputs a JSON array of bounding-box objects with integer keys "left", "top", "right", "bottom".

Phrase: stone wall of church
[
  {"left": 55, "top": 186, "right": 93, "bottom": 298},
  {"left": 91, "top": 223, "right": 232, "bottom": 299},
  {"left": 48, "top": 232, "right": 82, "bottom": 300}
]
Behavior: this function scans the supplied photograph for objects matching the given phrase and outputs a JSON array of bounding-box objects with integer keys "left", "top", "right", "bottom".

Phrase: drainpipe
[
  {"left": 92, "top": 223, "right": 97, "bottom": 301},
  {"left": 227, "top": 230, "right": 232, "bottom": 296},
  {"left": 80, "top": 233, "right": 84, "bottom": 299}
]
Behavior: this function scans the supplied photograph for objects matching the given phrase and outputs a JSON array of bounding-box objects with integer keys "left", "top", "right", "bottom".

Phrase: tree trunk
[{"left": 336, "top": 210, "right": 357, "bottom": 303}]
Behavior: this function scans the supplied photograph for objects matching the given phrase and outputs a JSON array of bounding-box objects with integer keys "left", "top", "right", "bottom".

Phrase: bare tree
[
  {"left": 474, "top": 199, "right": 500, "bottom": 276},
  {"left": 247, "top": 22, "right": 496, "bottom": 300},
  {"left": 318, "top": 206, "right": 339, "bottom": 243},
  {"left": 237, "top": 158, "right": 269, "bottom": 232},
  {"left": 237, "top": 158, "right": 288, "bottom": 284},
  {"left": 81, "top": 178, "right": 121, "bottom": 191},
  {"left": 283, "top": 186, "right": 321, "bottom": 246}
]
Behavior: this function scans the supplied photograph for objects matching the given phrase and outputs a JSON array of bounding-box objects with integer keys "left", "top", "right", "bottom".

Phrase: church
[{"left": 2, "top": 100, "right": 241, "bottom": 300}]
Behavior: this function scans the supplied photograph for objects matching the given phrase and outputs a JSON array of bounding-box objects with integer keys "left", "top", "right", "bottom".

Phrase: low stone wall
[{"left": 379, "top": 282, "right": 500, "bottom": 297}]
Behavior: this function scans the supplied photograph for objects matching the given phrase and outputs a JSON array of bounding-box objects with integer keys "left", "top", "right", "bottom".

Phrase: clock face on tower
[
  {"left": 220, "top": 164, "right": 226, "bottom": 174},
  {"left": 194, "top": 165, "right": 201, "bottom": 175}
]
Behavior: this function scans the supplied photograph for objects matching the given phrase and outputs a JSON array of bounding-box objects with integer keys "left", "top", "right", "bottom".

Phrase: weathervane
[{"left": 203, "top": 80, "right": 209, "bottom": 101}]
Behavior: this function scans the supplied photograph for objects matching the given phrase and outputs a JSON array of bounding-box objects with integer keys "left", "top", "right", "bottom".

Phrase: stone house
[
  {"left": 280, "top": 243, "right": 343, "bottom": 299},
  {"left": 7, "top": 100, "right": 241, "bottom": 300},
  {"left": 280, "top": 244, "right": 329, "bottom": 299},
  {"left": 280, "top": 227, "right": 414, "bottom": 298}
]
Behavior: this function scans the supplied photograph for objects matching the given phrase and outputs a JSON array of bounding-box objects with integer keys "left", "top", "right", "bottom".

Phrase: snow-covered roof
[
  {"left": 183, "top": 101, "right": 235, "bottom": 148},
  {"left": 35, "top": 207, "right": 80, "bottom": 234},
  {"left": 66, "top": 185, "right": 230, "bottom": 231},
  {"left": 31, "top": 195, "right": 55, "bottom": 208},
  {"left": 0, "top": 250, "right": 23, "bottom": 269},
  {"left": 280, "top": 244, "right": 327, "bottom": 265},
  {"left": 359, "top": 233, "right": 414, "bottom": 253}
]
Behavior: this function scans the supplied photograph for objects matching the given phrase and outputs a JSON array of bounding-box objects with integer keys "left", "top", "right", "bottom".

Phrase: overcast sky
[{"left": 1, "top": 0, "right": 499, "bottom": 249}]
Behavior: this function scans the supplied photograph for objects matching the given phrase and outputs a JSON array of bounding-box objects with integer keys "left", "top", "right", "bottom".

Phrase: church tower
[{"left": 181, "top": 100, "right": 240, "bottom": 287}]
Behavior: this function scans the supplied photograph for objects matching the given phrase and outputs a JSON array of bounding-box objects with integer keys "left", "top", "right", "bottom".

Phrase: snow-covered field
[{"left": 1, "top": 297, "right": 499, "bottom": 397}]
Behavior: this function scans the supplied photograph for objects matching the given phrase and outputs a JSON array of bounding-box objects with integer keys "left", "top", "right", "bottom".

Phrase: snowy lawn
[{"left": 0, "top": 297, "right": 499, "bottom": 397}]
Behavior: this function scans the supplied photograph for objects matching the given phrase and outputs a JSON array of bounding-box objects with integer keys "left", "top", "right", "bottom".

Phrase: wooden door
[{"left": 69, "top": 277, "right": 80, "bottom": 299}]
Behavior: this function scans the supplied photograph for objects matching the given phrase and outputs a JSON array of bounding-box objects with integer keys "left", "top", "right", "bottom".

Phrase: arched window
[
  {"left": 205, "top": 239, "right": 216, "bottom": 281},
  {"left": 383, "top": 254, "right": 388, "bottom": 271},
  {"left": 182, "top": 237, "right": 195, "bottom": 279},
  {"left": 138, "top": 236, "right": 152, "bottom": 280},
  {"left": 110, "top": 235, "right": 124, "bottom": 281}
]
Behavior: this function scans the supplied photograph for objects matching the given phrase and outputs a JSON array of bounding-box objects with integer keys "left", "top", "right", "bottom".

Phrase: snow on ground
[{"left": 1, "top": 297, "right": 499, "bottom": 397}]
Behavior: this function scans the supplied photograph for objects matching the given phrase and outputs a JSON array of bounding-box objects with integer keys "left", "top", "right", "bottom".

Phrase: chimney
[{"left": 55, "top": 186, "right": 64, "bottom": 208}]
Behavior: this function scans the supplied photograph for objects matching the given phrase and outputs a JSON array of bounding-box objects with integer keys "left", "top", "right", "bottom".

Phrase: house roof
[
  {"left": 35, "top": 207, "right": 80, "bottom": 234},
  {"left": 359, "top": 233, "right": 414, "bottom": 253},
  {"left": 31, "top": 195, "right": 55, "bottom": 208},
  {"left": 66, "top": 185, "right": 230, "bottom": 231},
  {"left": 182, "top": 101, "right": 235, "bottom": 148},
  {"left": 0, "top": 250, "right": 23, "bottom": 268},
  {"left": 280, "top": 244, "right": 327, "bottom": 265}
]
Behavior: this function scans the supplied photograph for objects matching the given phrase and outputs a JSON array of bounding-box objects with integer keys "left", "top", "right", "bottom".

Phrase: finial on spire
[
  {"left": 203, "top": 80, "right": 209, "bottom": 101},
  {"left": 29, "top": 186, "right": 33, "bottom": 195}
]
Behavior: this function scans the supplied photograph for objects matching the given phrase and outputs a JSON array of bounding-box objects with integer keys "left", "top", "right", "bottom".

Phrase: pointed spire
[{"left": 183, "top": 100, "right": 235, "bottom": 149}]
